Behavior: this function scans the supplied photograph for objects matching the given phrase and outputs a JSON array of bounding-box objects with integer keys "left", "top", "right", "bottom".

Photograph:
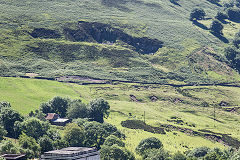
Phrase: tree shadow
[
  {"left": 219, "top": 19, "right": 229, "bottom": 24},
  {"left": 229, "top": 19, "right": 240, "bottom": 23},
  {"left": 211, "top": 32, "right": 229, "bottom": 43},
  {"left": 192, "top": 21, "right": 209, "bottom": 30},
  {"left": 207, "top": 0, "right": 222, "bottom": 7},
  {"left": 170, "top": 0, "right": 181, "bottom": 6}
]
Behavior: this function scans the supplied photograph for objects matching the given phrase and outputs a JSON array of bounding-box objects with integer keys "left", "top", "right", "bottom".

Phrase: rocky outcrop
[{"left": 63, "top": 21, "right": 163, "bottom": 54}]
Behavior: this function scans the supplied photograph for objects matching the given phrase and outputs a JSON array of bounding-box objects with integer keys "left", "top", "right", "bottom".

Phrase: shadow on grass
[
  {"left": 229, "top": 19, "right": 240, "bottom": 23},
  {"left": 219, "top": 19, "right": 229, "bottom": 24},
  {"left": 207, "top": 0, "right": 222, "bottom": 7},
  {"left": 211, "top": 32, "right": 229, "bottom": 43},
  {"left": 193, "top": 21, "right": 208, "bottom": 30},
  {"left": 170, "top": 1, "right": 181, "bottom": 6}
]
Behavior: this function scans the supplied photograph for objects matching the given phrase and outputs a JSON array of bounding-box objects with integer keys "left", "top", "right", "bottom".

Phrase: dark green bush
[
  {"left": 135, "top": 137, "right": 163, "bottom": 155},
  {"left": 215, "top": 11, "right": 228, "bottom": 21},
  {"left": 190, "top": 8, "right": 206, "bottom": 21},
  {"left": 187, "top": 146, "right": 210, "bottom": 158},
  {"left": 227, "top": 8, "right": 240, "bottom": 21},
  {"left": 210, "top": 20, "right": 223, "bottom": 35},
  {"left": 103, "top": 135, "right": 125, "bottom": 147}
]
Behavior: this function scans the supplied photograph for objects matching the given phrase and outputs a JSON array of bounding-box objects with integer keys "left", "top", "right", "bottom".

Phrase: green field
[
  {"left": 1, "top": 77, "right": 240, "bottom": 157},
  {"left": 0, "top": 77, "right": 81, "bottom": 114}
]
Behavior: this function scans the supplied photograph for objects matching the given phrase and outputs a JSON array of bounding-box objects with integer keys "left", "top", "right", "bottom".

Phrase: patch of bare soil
[{"left": 188, "top": 47, "right": 234, "bottom": 76}]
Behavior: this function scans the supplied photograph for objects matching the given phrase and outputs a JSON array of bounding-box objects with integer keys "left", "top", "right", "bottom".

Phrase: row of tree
[{"left": 36, "top": 96, "right": 110, "bottom": 123}]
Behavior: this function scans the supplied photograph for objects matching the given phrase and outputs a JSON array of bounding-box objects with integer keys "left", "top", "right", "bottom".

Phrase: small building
[
  {"left": 45, "top": 113, "right": 59, "bottom": 122},
  {"left": 51, "top": 118, "right": 71, "bottom": 126},
  {"left": 41, "top": 147, "right": 100, "bottom": 160},
  {"left": 1, "top": 154, "right": 26, "bottom": 160},
  {"left": 45, "top": 113, "right": 71, "bottom": 126}
]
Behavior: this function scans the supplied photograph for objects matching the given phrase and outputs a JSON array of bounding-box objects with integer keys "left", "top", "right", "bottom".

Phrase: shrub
[
  {"left": 17, "top": 118, "right": 50, "bottom": 140},
  {"left": 88, "top": 98, "right": 110, "bottom": 123},
  {"left": 63, "top": 123, "right": 85, "bottom": 147},
  {"left": 135, "top": 137, "right": 163, "bottom": 155},
  {"left": 38, "top": 135, "right": 54, "bottom": 153},
  {"left": 18, "top": 133, "right": 40, "bottom": 158},
  {"left": 40, "top": 96, "right": 70, "bottom": 117},
  {"left": 143, "top": 148, "right": 171, "bottom": 160},
  {"left": 0, "top": 108, "right": 23, "bottom": 138},
  {"left": 173, "top": 151, "right": 187, "bottom": 160},
  {"left": 210, "top": 20, "right": 224, "bottom": 35},
  {"left": 0, "top": 140, "right": 20, "bottom": 154},
  {"left": 67, "top": 100, "right": 88, "bottom": 119},
  {"left": 190, "top": 8, "right": 206, "bottom": 21},
  {"left": 187, "top": 146, "right": 210, "bottom": 158},
  {"left": 233, "top": 31, "right": 240, "bottom": 48},
  {"left": 103, "top": 135, "right": 125, "bottom": 147},
  {"left": 227, "top": 8, "right": 240, "bottom": 21},
  {"left": 225, "top": 46, "right": 238, "bottom": 62},
  {"left": 100, "top": 145, "right": 135, "bottom": 160},
  {"left": 215, "top": 11, "right": 228, "bottom": 21}
]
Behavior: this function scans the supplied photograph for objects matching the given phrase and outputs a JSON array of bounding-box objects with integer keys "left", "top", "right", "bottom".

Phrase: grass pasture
[
  {"left": 1, "top": 77, "right": 240, "bottom": 157},
  {"left": 0, "top": 77, "right": 81, "bottom": 114}
]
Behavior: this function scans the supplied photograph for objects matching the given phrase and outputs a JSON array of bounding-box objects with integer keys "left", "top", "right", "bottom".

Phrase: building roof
[
  {"left": 52, "top": 118, "right": 69, "bottom": 123},
  {"left": 1, "top": 154, "right": 26, "bottom": 160},
  {"left": 44, "top": 147, "right": 96, "bottom": 155},
  {"left": 45, "top": 113, "right": 59, "bottom": 120}
]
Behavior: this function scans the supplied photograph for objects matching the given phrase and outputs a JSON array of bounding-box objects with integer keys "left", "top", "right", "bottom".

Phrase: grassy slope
[
  {"left": 1, "top": 77, "right": 240, "bottom": 157},
  {"left": 0, "top": 0, "right": 222, "bottom": 46},
  {"left": 1, "top": 0, "right": 239, "bottom": 84},
  {"left": 0, "top": 77, "right": 81, "bottom": 114}
]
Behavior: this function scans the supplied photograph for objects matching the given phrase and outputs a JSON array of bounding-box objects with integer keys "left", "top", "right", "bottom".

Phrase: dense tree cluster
[
  {"left": 0, "top": 107, "right": 23, "bottom": 137},
  {"left": 0, "top": 98, "right": 118, "bottom": 159},
  {"left": 40, "top": 96, "right": 69, "bottom": 117},
  {"left": 38, "top": 97, "right": 110, "bottom": 123}
]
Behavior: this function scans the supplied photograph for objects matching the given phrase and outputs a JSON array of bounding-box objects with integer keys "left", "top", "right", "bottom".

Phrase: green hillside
[
  {"left": 2, "top": 0, "right": 240, "bottom": 158},
  {"left": 1, "top": 77, "right": 240, "bottom": 156},
  {"left": 1, "top": 0, "right": 240, "bottom": 84}
]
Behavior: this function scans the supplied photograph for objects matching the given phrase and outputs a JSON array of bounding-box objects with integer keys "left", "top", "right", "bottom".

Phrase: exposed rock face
[
  {"left": 30, "top": 28, "right": 61, "bottom": 39},
  {"left": 63, "top": 21, "right": 163, "bottom": 54}
]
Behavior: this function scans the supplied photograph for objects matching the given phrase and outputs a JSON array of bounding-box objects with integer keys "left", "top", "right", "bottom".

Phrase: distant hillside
[{"left": 0, "top": 0, "right": 240, "bottom": 84}]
